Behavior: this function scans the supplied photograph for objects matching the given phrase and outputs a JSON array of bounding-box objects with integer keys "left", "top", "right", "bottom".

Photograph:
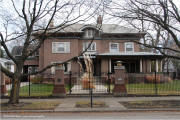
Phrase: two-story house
[{"left": 12, "top": 16, "right": 163, "bottom": 82}]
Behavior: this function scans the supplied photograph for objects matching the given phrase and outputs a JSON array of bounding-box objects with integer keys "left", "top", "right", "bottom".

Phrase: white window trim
[
  {"left": 83, "top": 42, "right": 96, "bottom": 52},
  {"left": 109, "top": 42, "right": 119, "bottom": 53},
  {"left": 52, "top": 42, "right": 70, "bottom": 53},
  {"left": 84, "top": 29, "right": 94, "bottom": 38},
  {"left": 124, "top": 42, "right": 134, "bottom": 52}
]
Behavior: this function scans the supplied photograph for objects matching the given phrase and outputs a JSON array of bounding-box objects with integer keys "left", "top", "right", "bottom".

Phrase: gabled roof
[
  {"left": 11, "top": 46, "right": 23, "bottom": 56},
  {"left": 40, "top": 24, "right": 145, "bottom": 35}
]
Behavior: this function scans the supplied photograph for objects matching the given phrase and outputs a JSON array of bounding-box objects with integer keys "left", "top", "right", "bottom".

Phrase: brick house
[{"left": 12, "top": 17, "right": 163, "bottom": 82}]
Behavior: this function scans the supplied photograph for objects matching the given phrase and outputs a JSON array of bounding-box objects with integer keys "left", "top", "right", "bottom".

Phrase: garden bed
[
  {"left": 76, "top": 101, "right": 107, "bottom": 108},
  {"left": 120, "top": 100, "right": 180, "bottom": 109},
  {"left": 1, "top": 101, "right": 61, "bottom": 110}
]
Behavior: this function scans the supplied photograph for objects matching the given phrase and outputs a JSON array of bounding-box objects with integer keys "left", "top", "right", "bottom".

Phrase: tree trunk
[{"left": 8, "top": 77, "right": 21, "bottom": 104}]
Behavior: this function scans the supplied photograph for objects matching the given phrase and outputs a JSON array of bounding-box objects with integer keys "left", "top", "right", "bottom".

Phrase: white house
[{"left": 0, "top": 58, "right": 14, "bottom": 72}]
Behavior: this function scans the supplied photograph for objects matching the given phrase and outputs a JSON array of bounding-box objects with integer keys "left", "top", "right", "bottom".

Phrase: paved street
[{"left": 1, "top": 111, "right": 180, "bottom": 120}]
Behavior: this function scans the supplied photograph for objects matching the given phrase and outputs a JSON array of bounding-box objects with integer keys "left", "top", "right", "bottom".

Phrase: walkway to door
[{"left": 66, "top": 74, "right": 112, "bottom": 95}]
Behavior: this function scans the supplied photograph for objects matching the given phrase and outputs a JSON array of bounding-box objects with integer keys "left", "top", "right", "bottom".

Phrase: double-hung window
[
  {"left": 125, "top": 42, "right": 134, "bottom": 52},
  {"left": 52, "top": 42, "right": 70, "bottom": 53},
  {"left": 84, "top": 29, "right": 94, "bottom": 38},
  {"left": 109, "top": 43, "right": 119, "bottom": 53},
  {"left": 83, "top": 42, "right": 96, "bottom": 51}
]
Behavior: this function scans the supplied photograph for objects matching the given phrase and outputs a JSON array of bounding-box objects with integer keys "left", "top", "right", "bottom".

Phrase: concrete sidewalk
[{"left": 1, "top": 96, "right": 180, "bottom": 112}]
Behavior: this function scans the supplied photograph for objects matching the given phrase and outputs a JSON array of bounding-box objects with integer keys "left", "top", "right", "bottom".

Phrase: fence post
[
  {"left": 69, "top": 71, "right": 72, "bottom": 94},
  {"left": 154, "top": 71, "right": 158, "bottom": 95},
  {"left": 90, "top": 88, "right": 93, "bottom": 108},
  {"left": 29, "top": 75, "right": 31, "bottom": 96},
  {"left": 107, "top": 72, "right": 111, "bottom": 93}
]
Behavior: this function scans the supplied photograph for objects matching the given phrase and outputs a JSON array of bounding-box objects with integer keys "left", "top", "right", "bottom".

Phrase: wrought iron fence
[
  {"left": 4, "top": 72, "right": 180, "bottom": 97},
  {"left": 124, "top": 72, "right": 180, "bottom": 95}
]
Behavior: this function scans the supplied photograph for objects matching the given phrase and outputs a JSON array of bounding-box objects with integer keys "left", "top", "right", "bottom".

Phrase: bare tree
[
  {"left": 0, "top": 0, "right": 102, "bottom": 104},
  {"left": 104, "top": 0, "right": 180, "bottom": 59}
]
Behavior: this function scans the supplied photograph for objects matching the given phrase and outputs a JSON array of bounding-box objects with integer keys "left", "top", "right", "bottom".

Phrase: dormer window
[{"left": 84, "top": 29, "right": 94, "bottom": 38}]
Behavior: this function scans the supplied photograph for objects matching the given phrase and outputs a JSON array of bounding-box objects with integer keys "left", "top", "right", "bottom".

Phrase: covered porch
[{"left": 97, "top": 52, "right": 164, "bottom": 74}]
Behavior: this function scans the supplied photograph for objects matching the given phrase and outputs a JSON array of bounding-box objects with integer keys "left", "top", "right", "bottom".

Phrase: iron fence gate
[{"left": 65, "top": 72, "right": 113, "bottom": 95}]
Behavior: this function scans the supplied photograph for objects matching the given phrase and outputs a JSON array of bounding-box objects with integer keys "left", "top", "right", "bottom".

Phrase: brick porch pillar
[
  {"left": 52, "top": 68, "right": 66, "bottom": 97},
  {"left": 113, "top": 66, "right": 127, "bottom": 96},
  {"left": 0, "top": 71, "right": 7, "bottom": 96}
]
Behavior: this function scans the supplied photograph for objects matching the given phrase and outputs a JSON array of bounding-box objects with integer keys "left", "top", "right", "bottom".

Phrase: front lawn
[
  {"left": 107, "top": 80, "right": 180, "bottom": 95},
  {"left": 8, "top": 83, "right": 54, "bottom": 96},
  {"left": 126, "top": 80, "right": 180, "bottom": 95}
]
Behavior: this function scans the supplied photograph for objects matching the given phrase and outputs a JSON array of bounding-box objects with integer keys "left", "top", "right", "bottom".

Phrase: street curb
[{"left": 1, "top": 109, "right": 180, "bottom": 113}]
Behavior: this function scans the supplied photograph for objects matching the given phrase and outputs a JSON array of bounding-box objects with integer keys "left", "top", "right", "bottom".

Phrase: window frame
[
  {"left": 83, "top": 42, "right": 96, "bottom": 52},
  {"left": 52, "top": 42, "right": 70, "bottom": 53},
  {"left": 84, "top": 29, "right": 95, "bottom": 38},
  {"left": 125, "top": 42, "right": 134, "bottom": 52},
  {"left": 109, "top": 42, "right": 119, "bottom": 53}
]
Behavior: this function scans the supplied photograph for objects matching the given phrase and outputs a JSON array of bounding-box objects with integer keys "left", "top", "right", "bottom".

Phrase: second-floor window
[
  {"left": 83, "top": 42, "right": 96, "bottom": 51},
  {"left": 109, "top": 43, "right": 119, "bottom": 52},
  {"left": 84, "top": 29, "right": 94, "bottom": 38},
  {"left": 125, "top": 42, "right": 134, "bottom": 52},
  {"left": 52, "top": 42, "right": 70, "bottom": 53}
]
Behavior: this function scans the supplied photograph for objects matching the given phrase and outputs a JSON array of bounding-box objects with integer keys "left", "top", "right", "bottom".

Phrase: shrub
[
  {"left": 30, "top": 76, "right": 43, "bottom": 84},
  {"left": 145, "top": 75, "right": 172, "bottom": 83}
]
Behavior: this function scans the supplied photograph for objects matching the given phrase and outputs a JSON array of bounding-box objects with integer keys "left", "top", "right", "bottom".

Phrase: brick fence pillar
[
  {"left": 0, "top": 71, "right": 7, "bottom": 96},
  {"left": 113, "top": 66, "right": 127, "bottom": 96},
  {"left": 52, "top": 68, "right": 66, "bottom": 97}
]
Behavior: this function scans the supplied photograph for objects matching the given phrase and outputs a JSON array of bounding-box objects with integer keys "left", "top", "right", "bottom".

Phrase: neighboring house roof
[
  {"left": 11, "top": 45, "right": 38, "bottom": 56},
  {"left": 0, "top": 58, "right": 14, "bottom": 64},
  {"left": 36, "top": 24, "right": 145, "bottom": 35},
  {"left": 11, "top": 46, "right": 23, "bottom": 56}
]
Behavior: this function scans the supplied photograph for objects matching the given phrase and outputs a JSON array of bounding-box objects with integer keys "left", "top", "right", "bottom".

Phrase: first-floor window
[
  {"left": 110, "top": 43, "right": 119, "bottom": 52},
  {"left": 52, "top": 42, "right": 70, "bottom": 53},
  {"left": 83, "top": 42, "right": 96, "bottom": 51},
  {"left": 51, "top": 62, "right": 71, "bottom": 74}
]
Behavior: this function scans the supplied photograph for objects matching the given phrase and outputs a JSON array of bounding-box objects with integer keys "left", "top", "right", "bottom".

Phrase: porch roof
[{"left": 97, "top": 52, "right": 163, "bottom": 58}]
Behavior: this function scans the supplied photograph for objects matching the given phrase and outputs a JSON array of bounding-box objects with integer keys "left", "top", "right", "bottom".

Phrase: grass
[
  {"left": 120, "top": 100, "right": 180, "bottom": 109},
  {"left": 76, "top": 101, "right": 107, "bottom": 108},
  {"left": 126, "top": 80, "right": 180, "bottom": 95},
  {"left": 107, "top": 80, "right": 180, "bottom": 95},
  {"left": 8, "top": 83, "right": 54, "bottom": 97},
  {"left": 1, "top": 101, "right": 61, "bottom": 110}
]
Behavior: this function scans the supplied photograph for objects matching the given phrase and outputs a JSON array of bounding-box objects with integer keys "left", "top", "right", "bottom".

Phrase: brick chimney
[
  {"left": 49, "top": 19, "right": 54, "bottom": 28},
  {"left": 97, "top": 15, "right": 103, "bottom": 25}
]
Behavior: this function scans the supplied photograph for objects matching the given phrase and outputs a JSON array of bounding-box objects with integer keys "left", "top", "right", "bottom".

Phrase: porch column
[
  {"left": 156, "top": 59, "right": 158, "bottom": 72},
  {"left": 140, "top": 59, "right": 143, "bottom": 73},
  {"left": 101, "top": 59, "right": 108, "bottom": 75},
  {"left": 160, "top": 60, "right": 162, "bottom": 72}
]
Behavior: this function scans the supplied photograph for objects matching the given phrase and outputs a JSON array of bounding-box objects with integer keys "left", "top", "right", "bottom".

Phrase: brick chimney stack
[
  {"left": 49, "top": 19, "right": 54, "bottom": 28},
  {"left": 97, "top": 15, "right": 103, "bottom": 25}
]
